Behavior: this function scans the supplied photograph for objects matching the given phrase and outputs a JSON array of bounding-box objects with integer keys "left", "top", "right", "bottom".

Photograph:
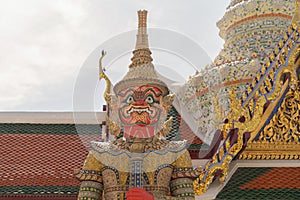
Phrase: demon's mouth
[
  {"left": 120, "top": 105, "right": 160, "bottom": 126},
  {"left": 127, "top": 107, "right": 153, "bottom": 115}
]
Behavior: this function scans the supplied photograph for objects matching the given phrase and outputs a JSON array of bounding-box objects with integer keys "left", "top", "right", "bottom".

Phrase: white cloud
[{"left": 0, "top": 0, "right": 230, "bottom": 111}]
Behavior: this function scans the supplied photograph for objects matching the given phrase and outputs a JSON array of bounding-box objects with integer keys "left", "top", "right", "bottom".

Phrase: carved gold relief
[
  {"left": 194, "top": 22, "right": 299, "bottom": 195},
  {"left": 240, "top": 71, "right": 300, "bottom": 160}
]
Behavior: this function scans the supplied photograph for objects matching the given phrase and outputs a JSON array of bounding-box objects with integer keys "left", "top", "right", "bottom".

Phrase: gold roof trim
[
  {"left": 194, "top": 13, "right": 299, "bottom": 196},
  {"left": 240, "top": 82, "right": 300, "bottom": 160},
  {"left": 239, "top": 20, "right": 300, "bottom": 160}
]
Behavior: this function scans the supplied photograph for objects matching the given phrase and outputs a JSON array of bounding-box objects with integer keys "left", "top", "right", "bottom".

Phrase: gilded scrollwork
[
  {"left": 194, "top": 9, "right": 299, "bottom": 195},
  {"left": 239, "top": 22, "right": 299, "bottom": 159},
  {"left": 260, "top": 88, "right": 299, "bottom": 143},
  {"left": 240, "top": 78, "right": 300, "bottom": 160}
]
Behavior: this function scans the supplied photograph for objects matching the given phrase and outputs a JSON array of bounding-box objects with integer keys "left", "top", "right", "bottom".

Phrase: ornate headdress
[
  {"left": 113, "top": 10, "right": 169, "bottom": 95},
  {"left": 99, "top": 10, "right": 175, "bottom": 140}
]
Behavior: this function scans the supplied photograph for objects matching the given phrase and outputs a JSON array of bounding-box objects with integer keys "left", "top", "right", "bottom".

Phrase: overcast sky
[{"left": 0, "top": 0, "right": 230, "bottom": 111}]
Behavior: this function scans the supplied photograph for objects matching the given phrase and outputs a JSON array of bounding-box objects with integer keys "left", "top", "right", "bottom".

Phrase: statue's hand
[{"left": 126, "top": 188, "right": 154, "bottom": 200}]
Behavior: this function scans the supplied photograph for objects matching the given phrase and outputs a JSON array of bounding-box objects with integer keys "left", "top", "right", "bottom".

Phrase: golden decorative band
[{"left": 104, "top": 185, "right": 169, "bottom": 194}]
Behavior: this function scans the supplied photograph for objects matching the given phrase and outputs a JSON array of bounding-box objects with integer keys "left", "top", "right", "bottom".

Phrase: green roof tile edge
[
  {"left": 215, "top": 167, "right": 300, "bottom": 200},
  {"left": 216, "top": 188, "right": 300, "bottom": 200},
  {"left": 0, "top": 186, "right": 80, "bottom": 195},
  {"left": 0, "top": 123, "right": 102, "bottom": 135}
]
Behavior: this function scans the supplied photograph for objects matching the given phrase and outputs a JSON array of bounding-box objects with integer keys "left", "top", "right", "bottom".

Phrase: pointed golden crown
[{"left": 114, "top": 10, "right": 168, "bottom": 95}]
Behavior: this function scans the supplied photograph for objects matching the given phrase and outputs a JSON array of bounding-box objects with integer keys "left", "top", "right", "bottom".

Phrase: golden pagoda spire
[
  {"left": 129, "top": 10, "right": 153, "bottom": 68},
  {"left": 292, "top": 0, "right": 300, "bottom": 24}
]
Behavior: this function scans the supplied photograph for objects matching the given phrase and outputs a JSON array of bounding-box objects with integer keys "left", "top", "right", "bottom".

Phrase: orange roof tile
[
  {"left": 0, "top": 133, "right": 99, "bottom": 187},
  {"left": 240, "top": 167, "right": 300, "bottom": 190}
]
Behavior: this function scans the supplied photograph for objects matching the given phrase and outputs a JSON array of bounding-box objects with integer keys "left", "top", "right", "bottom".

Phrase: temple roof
[
  {"left": 0, "top": 123, "right": 100, "bottom": 199},
  {"left": 216, "top": 167, "right": 300, "bottom": 200},
  {"left": 0, "top": 111, "right": 205, "bottom": 197}
]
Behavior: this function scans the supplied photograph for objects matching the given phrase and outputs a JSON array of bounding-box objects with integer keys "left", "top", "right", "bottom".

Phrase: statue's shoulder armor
[
  {"left": 90, "top": 141, "right": 125, "bottom": 156},
  {"left": 91, "top": 141, "right": 114, "bottom": 152},
  {"left": 89, "top": 139, "right": 188, "bottom": 155}
]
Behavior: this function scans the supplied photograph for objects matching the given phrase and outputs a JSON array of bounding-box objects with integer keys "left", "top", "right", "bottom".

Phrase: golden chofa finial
[
  {"left": 292, "top": 0, "right": 300, "bottom": 24},
  {"left": 138, "top": 10, "right": 148, "bottom": 28}
]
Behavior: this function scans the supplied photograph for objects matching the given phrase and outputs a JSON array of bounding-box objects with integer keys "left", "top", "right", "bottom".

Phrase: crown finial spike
[
  {"left": 138, "top": 10, "right": 147, "bottom": 28},
  {"left": 129, "top": 10, "right": 153, "bottom": 68},
  {"left": 135, "top": 10, "right": 149, "bottom": 50}
]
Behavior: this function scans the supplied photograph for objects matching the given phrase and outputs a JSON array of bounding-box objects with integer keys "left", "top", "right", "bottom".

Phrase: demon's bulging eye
[
  {"left": 126, "top": 96, "right": 134, "bottom": 104},
  {"left": 145, "top": 95, "right": 154, "bottom": 104}
]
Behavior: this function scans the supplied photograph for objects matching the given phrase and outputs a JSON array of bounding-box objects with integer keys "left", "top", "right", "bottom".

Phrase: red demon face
[{"left": 117, "top": 85, "right": 166, "bottom": 138}]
